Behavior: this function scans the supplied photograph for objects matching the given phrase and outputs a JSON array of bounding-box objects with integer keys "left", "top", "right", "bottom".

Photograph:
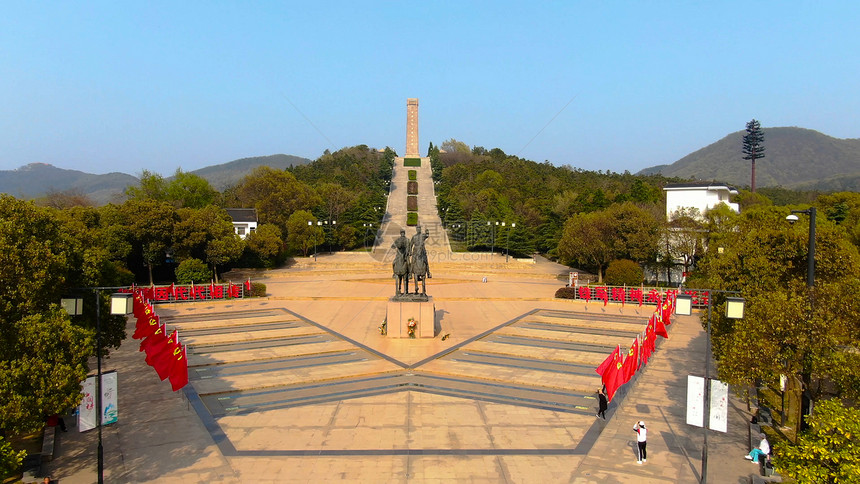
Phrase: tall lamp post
[
  {"left": 504, "top": 222, "right": 516, "bottom": 262},
  {"left": 676, "top": 291, "right": 745, "bottom": 484},
  {"left": 61, "top": 289, "right": 133, "bottom": 484},
  {"left": 362, "top": 223, "right": 374, "bottom": 251},
  {"left": 786, "top": 207, "right": 816, "bottom": 430},
  {"left": 307, "top": 221, "right": 318, "bottom": 261}
]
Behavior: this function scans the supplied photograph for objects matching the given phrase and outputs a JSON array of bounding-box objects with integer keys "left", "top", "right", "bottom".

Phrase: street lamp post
[
  {"left": 363, "top": 223, "right": 374, "bottom": 251},
  {"left": 676, "top": 292, "right": 745, "bottom": 484},
  {"left": 61, "top": 289, "right": 133, "bottom": 484},
  {"left": 308, "top": 221, "right": 317, "bottom": 261},
  {"left": 505, "top": 222, "right": 516, "bottom": 262},
  {"left": 786, "top": 207, "right": 816, "bottom": 431}
]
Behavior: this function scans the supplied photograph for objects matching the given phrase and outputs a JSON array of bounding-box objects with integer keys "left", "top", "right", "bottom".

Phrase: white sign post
[
  {"left": 78, "top": 371, "right": 118, "bottom": 432},
  {"left": 708, "top": 379, "right": 729, "bottom": 433},
  {"left": 686, "top": 375, "right": 705, "bottom": 427},
  {"left": 686, "top": 375, "right": 729, "bottom": 433}
]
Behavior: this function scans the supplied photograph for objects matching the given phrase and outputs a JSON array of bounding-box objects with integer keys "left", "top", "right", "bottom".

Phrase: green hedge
[
  {"left": 407, "top": 181, "right": 418, "bottom": 194},
  {"left": 408, "top": 170, "right": 417, "bottom": 180},
  {"left": 407, "top": 196, "right": 417, "bottom": 211},
  {"left": 404, "top": 158, "right": 421, "bottom": 167},
  {"left": 249, "top": 282, "right": 267, "bottom": 297},
  {"left": 407, "top": 212, "right": 418, "bottom": 226},
  {"left": 555, "top": 287, "right": 577, "bottom": 299}
]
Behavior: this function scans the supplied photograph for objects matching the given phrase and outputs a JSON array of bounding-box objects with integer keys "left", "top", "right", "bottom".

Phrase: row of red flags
[
  {"left": 130, "top": 290, "right": 189, "bottom": 391},
  {"left": 595, "top": 291, "right": 678, "bottom": 401}
]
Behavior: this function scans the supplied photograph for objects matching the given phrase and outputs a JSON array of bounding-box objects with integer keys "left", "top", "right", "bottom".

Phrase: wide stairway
[{"left": 161, "top": 307, "right": 641, "bottom": 419}]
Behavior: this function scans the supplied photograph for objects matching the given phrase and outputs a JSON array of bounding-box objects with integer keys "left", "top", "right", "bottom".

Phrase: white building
[
  {"left": 225, "top": 208, "right": 258, "bottom": 239},
  {"left": 663, "top": 182, "right": 739, "bottom": 220}
]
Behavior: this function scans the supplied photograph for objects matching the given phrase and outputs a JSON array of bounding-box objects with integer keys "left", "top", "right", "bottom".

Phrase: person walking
[
  {"left": 634, "top": 421, "right": 647, "bottom": 464},
  {"left": 597, "top": 388, "right": 608, "bottom": 419}
]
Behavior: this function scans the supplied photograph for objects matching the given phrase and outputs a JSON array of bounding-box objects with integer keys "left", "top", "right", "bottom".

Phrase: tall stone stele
[{"left": 406, "top": 98, "right": 419, "bottom": 157}]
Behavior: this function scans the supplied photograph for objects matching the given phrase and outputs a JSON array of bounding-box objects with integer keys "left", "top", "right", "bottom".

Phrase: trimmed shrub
[
  {"left": 407, "top": 212, "right": 418, "bottom": 226},
  {"left": 175, "top": 258, "right": 211, "bottom": 284},
  {"left": 407, "top": 181, "right": 418, "bottom": 194},
  {"left": 555, "top": 287, "right": 578, "bottom": 299},
  {"left": 408, "top": 170, "right": 417, "bottom": 181},
  {"left": 407, "top": 196, "right": 417, "bottom": 211},
  {"left": 605, "top": 259, "right": 643, "bottom": 286},
  {"left": 404, "top": 158, "right": 421, "bottom": 167},
  {"left": 249, "top": 282, "right": 267, "bottom": 297}
]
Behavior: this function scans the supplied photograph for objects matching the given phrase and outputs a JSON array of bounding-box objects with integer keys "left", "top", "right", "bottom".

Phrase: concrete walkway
[{"left": 37, "top": 258, "right": 760, "bottom": 484}]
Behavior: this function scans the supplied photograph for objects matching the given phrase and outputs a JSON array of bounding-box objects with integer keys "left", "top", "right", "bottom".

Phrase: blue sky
[{"left": 1, "top": 1, "right": 858, "bottom": 176}]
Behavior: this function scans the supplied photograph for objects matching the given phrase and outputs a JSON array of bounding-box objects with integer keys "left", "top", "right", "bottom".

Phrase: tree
[
  {"left": 120, "top": 199, "right": 179, "bottom": 285},
  {"left": 605, "top": 259, "right": 644, "bottom": 286},
  {"left": 244, "top": 224, "right": 283, "bottom": 267},
  {"left": 743, "top": 119, "right": 766, "bottom": 192},
  {"left": 774, "top": 399, "right": 860, "bottom": 482},
  {"left": 0, "top": 195, "right": 73, "bottom": 323},
  {"left": 125, "top": 170, "right": 167, "bottom": 201},
  {"left": 286, "top": 210, "right": 323, "bottom": 256},
  {"left": 665, "top": 208, "right": 705, "bottom": 279},
  {"left": 694, "top": 206, "right": 860, "bottom": 414},
  {"left": 0, "top": 308, "right": 92, "bottom": 433},
  {"left": 164, "top": 169, "right": 220, "bottom": 208},
  {"left": 175, "top": 258, "right": 211, "bottom": 284},
  {"left": 557, "top": 211, "right": 614, "bottom": 282},
  {"left": 234, "top": 167, "right": 320, "bottom": 233},
  {"left": 441, "top": 138, "right": 470, "bottom": 154},
  {"left": 1, "top": 436, "right": 26, "bottom": 478},
  {"left": 172, "top": 206, "right": 235, "bottom": 262},
  {"left": 204, "top": 235, "right": 244, "bottom": 283}
]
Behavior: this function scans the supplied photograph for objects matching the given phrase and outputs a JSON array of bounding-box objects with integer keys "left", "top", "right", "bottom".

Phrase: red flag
[
  {"left": 150, "top": 331, "right": 181, "bottom": 381},
  {"left": 653, "top": 313, "right": 669, "bottom": 338},
  {"left": 245, "top": 278, "right": 252, "bottom": 292},
  {"left": 140, "top": 323, "right": 166, "bottom": 353},
  {"left": 642, "top": 324, "right": 656, "bottom": 365},
  {"left": 209, "top": 281, "right": 214, "bottom": 297},
  {"left": 133, "top": 313, "right": 160, "bottom": 340},
  {"left": 145, "top": 329, "right": 177, "bottom": 367},
  {"left": 170, "top": 282, "right": 176, "bottom": 298},
  {"left": 596, "top": 345, "right": 621, "bottom": 377},
  {"left": 168, "top": 345, "right": 189, "bottom": 391},
  {"left": 604, "top": 358, "right": 625, "bottom": 401},
  {"left": 621, "top": 338, "right": 640, "bottom": 383}
]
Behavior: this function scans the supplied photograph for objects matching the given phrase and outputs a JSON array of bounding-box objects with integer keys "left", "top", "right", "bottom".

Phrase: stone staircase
[{"left": 158, "top": 307, "right": 643, "bottom": 420}]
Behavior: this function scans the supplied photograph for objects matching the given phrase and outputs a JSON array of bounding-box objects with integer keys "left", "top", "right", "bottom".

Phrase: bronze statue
[
  {"left": 409, "top": 226, "right": 431, "bottom": 295},
  {"left": 392, "top": 229, "right": 410, "bottom": 295}
]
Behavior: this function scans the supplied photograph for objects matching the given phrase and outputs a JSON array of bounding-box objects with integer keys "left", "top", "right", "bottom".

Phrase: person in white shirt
[
  {"left": 634, "top": 421, "right": 647, "bottom": 463},
  {"left": 745, "top": 434, "right": 770, "bottom": 463}
]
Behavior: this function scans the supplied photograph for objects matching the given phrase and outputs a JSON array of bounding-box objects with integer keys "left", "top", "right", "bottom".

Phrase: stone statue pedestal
[{"left": 387, "top": 296, "right": 435, "bottom": 338}]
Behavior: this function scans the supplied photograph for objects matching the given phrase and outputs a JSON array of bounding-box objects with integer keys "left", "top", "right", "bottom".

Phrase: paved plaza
[{"left": 37, "top": 253, "right": 760, "bottom": 483}]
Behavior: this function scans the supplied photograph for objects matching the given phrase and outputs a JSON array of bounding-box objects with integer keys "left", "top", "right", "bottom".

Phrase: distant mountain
[
  {"left": 189, "top": 154, "right": 311, "bottom": 190},
  {"left": 0, "top": 163, "right": 137, "bottom": 205},
  {"left": 638, "top": 127, "right": 860, "bottom": 191},
  {"left": 0, "top": 154, "right": 313, "bottom": 205}
]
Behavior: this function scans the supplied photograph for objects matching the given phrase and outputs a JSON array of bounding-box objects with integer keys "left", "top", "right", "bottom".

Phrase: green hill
[
  {"left": 0, "top": 154, "right": 313, "bottom": 205},
  {"left": 638, "top": 127, "right": 860, "bottom": 190},
  {"left": 189, "top": 154, "right": 311, "bottom": 189}
]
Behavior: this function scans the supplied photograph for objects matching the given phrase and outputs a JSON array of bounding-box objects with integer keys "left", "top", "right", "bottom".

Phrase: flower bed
[
  {"left": 407, "top": 196, "right": 417, "bottom": 211},
  {"left": 407, "top": 212, "right": 418, "bottom": 226},
  {"left": 408, "top": 170, "right": 417, "bottom": 181},
  {"left": 407, "top": 181, "right": 418, "bottom": 194},
  {"left": 404, "top": 158, "right": 421, "bottom": 167}
]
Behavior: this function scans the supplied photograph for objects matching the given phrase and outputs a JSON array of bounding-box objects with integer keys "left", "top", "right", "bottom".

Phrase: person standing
[
  {"left": 597, "top": 388, "right": 608, "bottom": 419},
  {"left": 634, "top": 421, "right": 647, "bottom": 464}
]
